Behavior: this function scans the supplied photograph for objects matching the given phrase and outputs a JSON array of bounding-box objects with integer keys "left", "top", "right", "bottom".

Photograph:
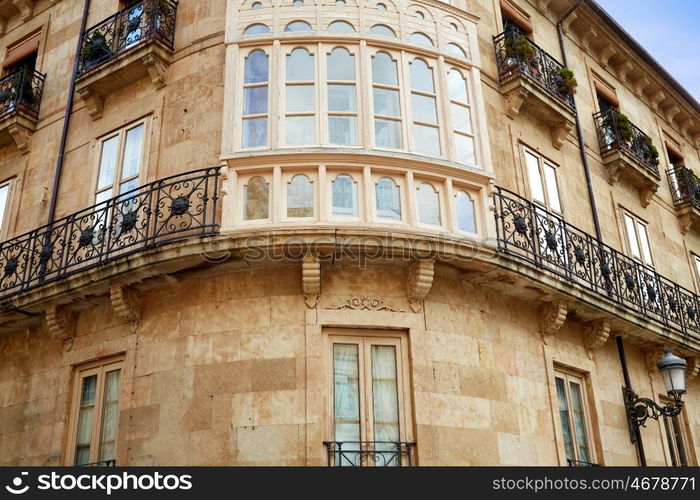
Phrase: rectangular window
[
  {"left": 0, "top": 179, "right": 12, "bottom": 240},
  {"left": 692, "top": 254, "right": 700, "bottom": 292},
  {"left": 68, "top": 357, "right": 124, "bottom": 466},
  {"left": 554, "top": 369, "right": 595, "bottom": 466},
  {"left": 95, "top": 122, "right": 146, "bottom": 204},
  {"left": 524, "top": 148, "right": 561, "bottom": 213},
  {"left": 328, "top": 332, "right": 411, "bottom": 466},
  {"left": 623, "top": 211, "right": 653, "bottom": 267},
  {"left": 662, "top": 406, "right": 689, "bottom": 466}
]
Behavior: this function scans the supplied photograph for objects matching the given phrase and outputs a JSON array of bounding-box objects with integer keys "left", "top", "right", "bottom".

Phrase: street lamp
[{"left": 624, "top": 348, "right": 687, "bottom": 429}]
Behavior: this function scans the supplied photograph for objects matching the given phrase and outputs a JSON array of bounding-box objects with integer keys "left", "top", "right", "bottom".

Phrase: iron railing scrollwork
[
  {"left": 667, "top": 165, "right": 700, "bottom": 210},
  {"left": 0, "top": 67, "right": 46, "bottom": 121},
  {"left": 0, "top": 167, "right": 220, "bottom": 301},
  {"left": 77, "top": 0, "right": 178, "bottom": 75},
  {"left": 493, "top": 27, "right": 576, "bottom": 111},
  {"left": 81, "top": 459, "right": 116, "bottom": 467},
  {"left": 494, "top": 187, "right": 700, "bottom": 342},
  {"left": 323, "top": 441, "right": 415, "bottom": 466},
  {"left": 593, "top": 108, "right": 660, "bottom": 177}
]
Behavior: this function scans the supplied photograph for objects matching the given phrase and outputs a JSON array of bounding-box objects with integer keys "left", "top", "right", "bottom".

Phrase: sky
[{"left": 595, "top": 0, "right": 700, "bottom": 101}]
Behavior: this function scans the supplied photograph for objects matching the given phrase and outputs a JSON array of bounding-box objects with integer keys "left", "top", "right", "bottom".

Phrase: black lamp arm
[{"left": 624, "top": 387, "right": 683, "bottom": 428}]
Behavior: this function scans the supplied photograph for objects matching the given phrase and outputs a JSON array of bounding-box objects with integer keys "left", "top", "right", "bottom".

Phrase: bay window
[
  {"left": 417, "top": 182, "right": 441, "bottom": 226},
  {"left": 372, "top": 51, "right": 403, "bottom": 149},
  {"left": 242, "top": 49, "right": 269, "bottom": 148},
  {"left": 448, "top": 69, "right": 475, "bottom": 166},
  {"left": 327, "top": 48, "right": 358, "bottom": 145},
  {"left": 285, "top": 48, "right": 316, "bottom": 145},
  {"left": 410, "top": 59, "right": 440, "bottom": 156},
  {"left": 244, "top": 176, "right": 270, "bottom": 221},
  {"left": 332, "top": 173, "right": 359, "bottom": 217},
  {"left": 375, "top": 176, "right": 401, "bottom": 221}
]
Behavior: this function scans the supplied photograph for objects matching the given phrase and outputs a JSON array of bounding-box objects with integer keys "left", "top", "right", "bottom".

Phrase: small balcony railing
[
  {"left": 668, "top": 165, "right": 700, "bottom": 210},
  {"left": 567, "top": 459, "right": 600, "bottom": 467},
  {"left": 77, "top": 0, "right": 177, "bottom": 75},
  {"left": 0, "top": 167, "right": 220, "bottom": 301},
  {"left": 81, "top": 460, "right": 116, "bottom": 467},
  {"left": 494, "top": 186, "right": 700, "bottom": 342},
  {"left": 493, "top": 27, "right": 576, "bottom": 111},
  {"left": 323, "top": 441, "right": 415, "bottom": 467},
  {"left": 0, "top": 67, "right": 45, "bottom": 121},
  {"left": 593, "top": 108, "right": 660, "bottom": 177}
]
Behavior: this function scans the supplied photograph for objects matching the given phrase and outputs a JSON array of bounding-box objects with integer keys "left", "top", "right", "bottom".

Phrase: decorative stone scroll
[
  {"left": 644, "top": 347, "right": 663, "bottom": 373},
  {"left": 302, "top": 255, "right": 321, "bottom": 308},
  {"left": 540, "top": 300, "right": 567, "bottom": 340},
  {"left": 110, "top": 284, "right": 141, "bottom": 322},
  {"left": 406, "top": 259, "right": 435, "bottom": 312},
  {"left": 45, "top": 305, "right": 75, "bottom": 340},
  {"left": 686, "top": 357, "right": 700, "bottom": 383},
  {"left": 329, "top": 296, "right": 405, "bottom": 313},
  {"left": 583, "top": 318, "right": 610, "bottom": 352}
]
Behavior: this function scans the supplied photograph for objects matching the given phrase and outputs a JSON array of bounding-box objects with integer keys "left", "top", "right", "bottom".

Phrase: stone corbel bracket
[
  {"left": 540, "top": 299, "right": 567, "bottom": 342},
  {"left": 110, "top": 284, "right": 141, "bottom": 322},
  {"left": 7, "top": 123, "right": 33, "bottom": 153},
  {"left": 644, "top": 347, "right": 663, "bottom": 374},
  {"left": 45, "top": 304, "right": 75, "bottom": 340},
  {"left": 686, "top": 357, "right": 700, "bottom": 383},
  {"left": 77, "top": 87, "right": 104, "bottom": 120},
  {"left": 302, "top": 255, "right": 321, "bottom": 308},
  {"left": 406, "top": 259, "right": 435, "bottom": 312},
  {"left": 583, "top": 318, "right": 610, "bottom": 357},
  {"left": 13, "top": 0, "right": 34, "bottom": 21},
  {"left": 142, "top": 53, "right": 169, "bottom": 89}
]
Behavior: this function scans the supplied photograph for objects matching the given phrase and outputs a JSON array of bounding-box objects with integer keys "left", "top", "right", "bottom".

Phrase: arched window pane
[
  {"left": 455, "top": 191, "right": 476, "bottom": 233},
  {"left": 450, "top": 23, "right": 458, "bottom": 31},
  {"left": 286, "top": 48, "right": 316, "bottom": 144},
  {"left": 293, "top": 0, "right": 303, "bottom": 5},
  {"left": 417, "top": 183, "right": 440, "bottom": 225},
  {"left": 370, "top": 24, "right": 396, "bottom": 37},
  {"left": 287, "top": 175, "right": 314, "bottom": 217},
  {"left": 372, "top": 52, "right": 397, "bottom": 86},
  {"left": 411, "top": 32, "right": 433, "bottom": 46},
  {"left": 285, "top": 21, "right": 312, "bottom": 32},
  {"left": 287, "top": 48, "right": 314, "bottom": 81},
  {"left": 243, "top": 50, "right": 269, "bottom": 148},
  {"left": 415, "top": 11, "right": 425, "bottom": 19},
  {"left": 447, "top": 43, "right": 467, "bottom": 57},
  {"left": 328, "top": 21, "right": 355, "bottom": 33},
  {"left": 336, "top": 0, "right": 346, "bottom": 5},
  {"left": 410, "top": 59, "right": 434, "bottom": 93},
  {"left": 448, "top": 70, "right": 468, "bottom": 103},
  {"left": 252, "top": 2, "right": 262, "bottom": 9},
  {"left": 332, "top": 174, "right": 358, "bottom": 217},
  {"left": 376, "top": 177, "right": 401, "bottom": 220},
  {"left": 328, "top": 48, "right": 355, "bottom": 80},
  {"left": 243, "top": 23, "right": 269, "bottom": 36},
  {"left": 411, "top": 60, "right": 439, "bottom": 155},
  {"left": 244, "top": 50, "right": 268, "bottom": 84},
  {"left": 377, "top": 3, "right": 387, "bottom": 11},
  {"left": 244, "top": 177, "right": 269, "bottom": 220}
]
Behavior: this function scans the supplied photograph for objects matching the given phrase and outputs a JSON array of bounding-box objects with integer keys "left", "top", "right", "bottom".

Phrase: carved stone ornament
[
  {"left": 540, "top": 300, "right": 567, "bottom": 339},
  {"left": 302, "top": 255, "right": 321, "bottom": 308},
  {"left": 329, "top": 296, "right": 405, "bottom": 313},
  {"left": 406, "top": 259, "right": 435, "bottom": 312},
  {"left": 110, "top": 284, "right": 140, "bottom": 321},
  {"left": 583, "top": 318, "right": 610, "bottom": 353},
  {"left": 686, "top": 357, "right": 700, "bottom": 382},
  {"left": 45, "top": 304, "right": 75, "bottom": 340},
  {"left": 645, "top": 347, "right": 663, "bottom": 373}
]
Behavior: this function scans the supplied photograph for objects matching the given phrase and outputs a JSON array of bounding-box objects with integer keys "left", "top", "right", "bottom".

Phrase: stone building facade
[{"left": 0, "top": 0, "right": 699, "bottom": 466}]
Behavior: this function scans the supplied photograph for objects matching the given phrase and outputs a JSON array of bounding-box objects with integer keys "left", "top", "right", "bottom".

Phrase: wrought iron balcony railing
[
  {"left": 593, "top": 108, "right": 660, "bottom": 176},
  {"left": 81, "top": 459, "right": 116, "bottom": 467},
  {"left": 77, "top": 0, "right": 177, "bottom": 75},
  {"left": 667, "top": 165, "right": 700, "bottom": 210},
  {"left": 493, "top": 27, "right": 576, "bottom": 111},
  {"left": 323, "top": 441, "right": 415, "bottom": 466},
  {"left": 494, "top": 187, "right": 700, "bottom": 342},
  {"left": 567, "top": 459, "right": 600, "bottom": 467},
  {"left": 0, "top": 167, "right": 220, "bottom": 302},
  {"left": 0, "top": 67, "right": 45, "bottom": 121}
]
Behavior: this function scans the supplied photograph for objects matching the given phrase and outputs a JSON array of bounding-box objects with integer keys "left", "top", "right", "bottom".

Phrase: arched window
[
  {"left": 370, "top": 24, "right": 396, "bottom": 37},
  {"left": 244, "top": 177, "right": 269, "bottom": 220},
  {"left": 243, "top": 23, "right": 270, "bottom": 36},
  {"left": 332, "top": 174, "right": 359, "bottom": 217},
  {"left": 448, "top": 70, "right": 475, "bottom": 165},
  {"left": 377, "top": 3, "right": 387, "bottom": 11},
  {"left": 446, "top": 43, "right": 467, "bottom": 58},
  {"left": 251, "top": 2, "right": 262, "bottom": 9},
  {"left": 410, "top": 32, "right": 433, "bottom": 46},
  {"left": 415, "top": 11, "right": 425, "bottom": 19},
  {"left": 376, "top": 177, "right": 401, "bottom": 220},
  {"left": 450, "top": 23, "right": 458, "bottom": 31},
  {"left": 287, "top": 175, "right": 314, "bottom": 217},
  {"left": 455, "top": 191, "right": 476, "bottom": 233},
  {"left": 417, "top": 183, "right": 440, "bottom": 226},
  {"left": 285, "top": 48, "right": 316, "bottom": 145},
  {"left": 336, "top": 0, "right": 346, "bottom": 5},
  {"left": 242, "top": 50, "right": 269, "bottom": 148},
  {"left": 371, "top": 52, "right": 402, "bottom": 149},
  {"left": 285, "top": 20, "right": 312, "bottom": 32},
  {"left": 327, "top": 48, "right": 358, "bottom": 145},
  {"left": 328, "top": 21, "right": 355, "bottom": 32},
  {"left": 410, "top": 59, "right": 439, "bottom": 156},
  {"left": 293, "top": 0, "right": 303, "bottom": 5}
]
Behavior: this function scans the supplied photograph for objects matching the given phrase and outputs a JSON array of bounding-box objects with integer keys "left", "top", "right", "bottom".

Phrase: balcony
[
  {"left": 494, "top": 187, "right": 700, "bottom": 344},
  {"left": 594, "top": 108, "right": 661, "bottom": 207},
  {"left": 667, "top": 166, "right": 700, "bottom": 234},
  {"left": 75, "top": 0, "right": 177, "bottom": 119},
  {"left": 494, "top": 27, "right": 576, "bottom": 150},
  {"left": 0, "top": 67, "right": 45, "bottom": 152},
  {"left": 323, "top": 441, "right": 415, "bottom": 466}
]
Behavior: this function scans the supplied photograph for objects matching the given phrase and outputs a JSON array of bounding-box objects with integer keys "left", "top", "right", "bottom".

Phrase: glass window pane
[
  {"left": 624, "top": 215, "right": 641, "bottom": 259},
  {"left": 286, "top": 84, "right": 315, "bottom": 112},
  {"left": 98, "top": 136, "right": 119, "bottom": 190},
  {"left": 121, "top": 124, "right": 144, "bottom": 180},
  {"left": 328, "top": 48, "right": 356, "bottom": 81},
  {"left": 456, "top": 191, "right": 476, "bottom": 233},
  {"left": 374, "top": 119, "right": 402, "bottom": 149},
  {"left": 244, "top": 177, "right": 269, "bottom": 220},
  {"left": 413, "top": 125, "right": 440, "bottom": 156},
  {"left": 412, "top": 94, "right": 437, "bottom": 124},
  {"left": 454, "top": 134, "right": 475, "bottom": 165},
  {"left": 372, "top": 52, "right": 398, "bottom": 85},
  {"left": 446, "top": 43, "right": 467, "bottom": 57},
  {"left": 451, "top": 103, "right": 471, "bottom": 133},
  {"left": 373, "top": 88, "right": 400, "bottom": 117},
  {"left": 244, "top": 50, "right": 269, "bottom": 83},
  {"left": 371, "top": 345, "right": 400, "bottom": 462},
  {"left": 525, "top": 152, "right": 545, "bottom": 204},
  {"left": 418, "top": 183, "right": 440, "bottom": 225},
  {"left": 328, "top": 84, "right": 356, "bottom": 112},
  {"left": 448, "top": 70, "right": 469, "bottom": 103},
  {"left": 569, "top": 381, "right": 590, "bottom": 463},
  {"left": 286, "top": 116, "right": 316, "bottom": 145},
  {"left": 410, "top": 32, "right": 433, "bottom": 46},
  {"left": 328, "top": 21, "right": 355, "bottom": 33},
  {"left": 286, "top": 49, "right": 314, "bottom": 81},
  {"left": 556, "top": 377, "right": 574, "bottom": 462},
  {"left": 543, "top": 164, "right": 561, "bottom": 212},
  {"left": 410, "top": 59, "right": 434, "bottom": 93},
  {"left": 332, "top": 174, "right": 358, "bottom": 217},
  {"left": 637, "top": 221, "right": 652, "bottom": 265},
  {"left": 285, "top": 21, "right": 312, "bottom": 32},
  {"left": 243, "top": 86, "right": 268, "bottom": 115},
  {"left": 329, "top": 116, "right": 358, "bottom": 145},
  {"left": 0, "top": 183, "right": 10, "bottom": 228},
  {"left": 333, "top": 343, "right": 361, "bottom": 458},
  {"left": 75, "top": 374, "right": 97, "bottom": 465},
  {"left": 370, "top": 24, "right": 396, "bottom": 37},
  {"left": 243, "top": 23, "right": 270, "bottom": 36},
  {"left": 287, "top": 175, "right": 314, "bottom": 217},
  {"left": 242, "top": 117, "right": 268, "bottom": 148},
  {"left": 376, "top": 177, "right": 401, "bottom": 220}
]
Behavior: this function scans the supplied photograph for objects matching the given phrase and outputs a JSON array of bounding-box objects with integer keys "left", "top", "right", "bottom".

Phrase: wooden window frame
[{"left": 553, "top": 367, "right": 597, "bottom": 465}]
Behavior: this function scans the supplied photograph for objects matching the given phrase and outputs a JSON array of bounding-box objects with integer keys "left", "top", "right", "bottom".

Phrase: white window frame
[
  {"left": 553, "top": 368, "right": 597, "bottom": 466},
  {"left": 0, "top": 179, "right": 14, "bottom": 241},
  {"left": 621, "top": 210, "right": 654, "bottom": 268},
  {"left": 523, "top": 146, "right": 562, "bottom": 214}
]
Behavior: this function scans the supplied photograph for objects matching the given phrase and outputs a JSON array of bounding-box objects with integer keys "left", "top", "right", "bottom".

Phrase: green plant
[
  {"left": 81, "top": 31, "right": 111, "bottom": 65},
  {"left": 555, "top": 67, "right": 577, "bottom": 94},
  {"left": 603, "top": 111, "right": 633, "bottom": 143},
  {"left": 504, "top": 34, "right": 536, "bottom": 62},
  {"left": 642, "top": 136, "right": 659, "bottom": 166}
]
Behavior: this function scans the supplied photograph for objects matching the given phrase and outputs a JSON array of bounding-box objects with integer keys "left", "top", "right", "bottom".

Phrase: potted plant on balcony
[
  {"left": 554, "top": 67, "right": 577, "bottom": 94},
  {"left": 504, "top": 33, "right": 536, "bottom": 62},
  {"left": 80, "top": 31, "right": 113, "bottom": 70},
  {"left": 602, "top": 111, "right": 633, "bottom": 147},
  {"left": 641, "top": 136, "right": 659, "bottom": 166}
]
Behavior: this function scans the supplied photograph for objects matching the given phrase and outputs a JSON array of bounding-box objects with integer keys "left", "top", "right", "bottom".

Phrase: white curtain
[
  {"left": 334, "top": 344, "right": 361, "bottom": 465},
  {"left": 371, "top": 345, "right": 400, "bottom": 465}
]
